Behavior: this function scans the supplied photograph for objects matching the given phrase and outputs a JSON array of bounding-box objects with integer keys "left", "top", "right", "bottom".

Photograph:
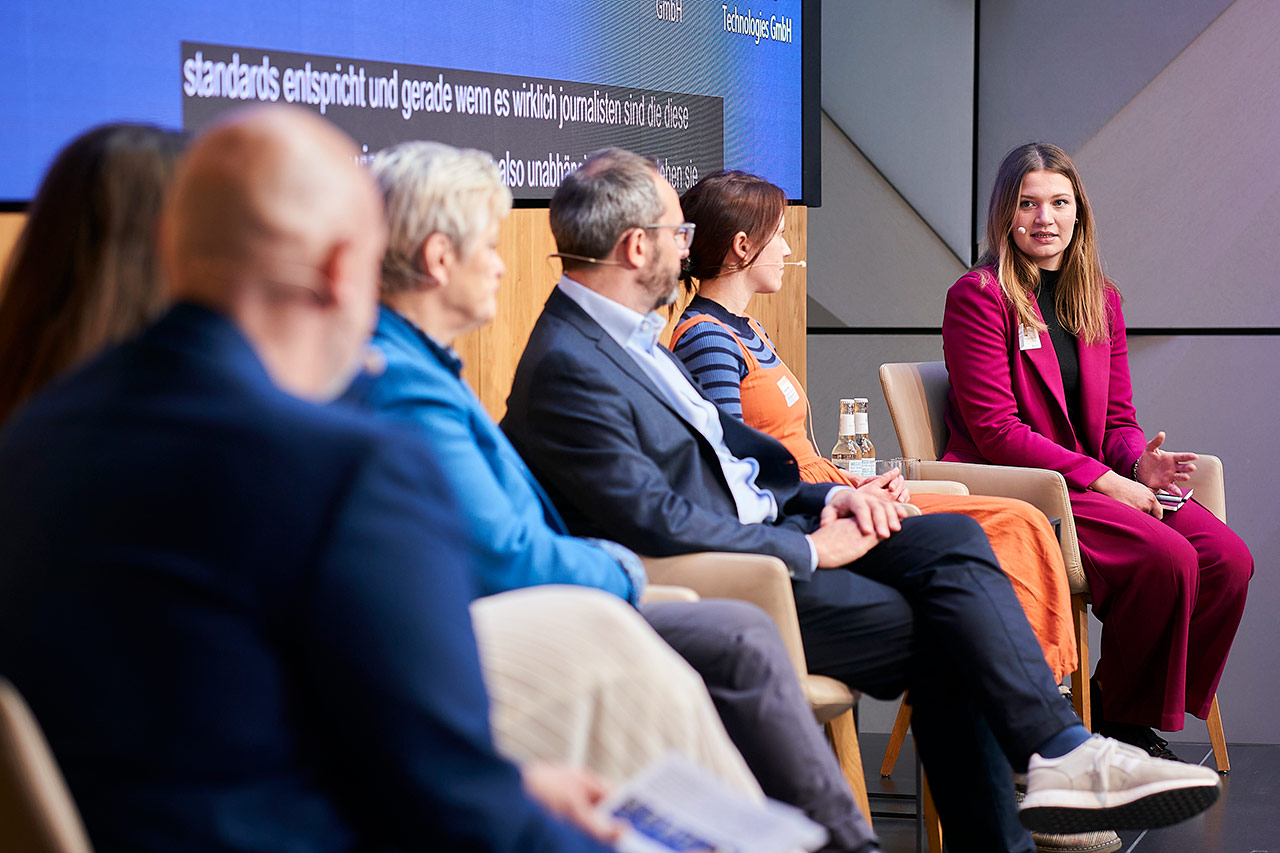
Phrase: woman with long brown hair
[
  {"left": 0, "top": 123, "right": 185, "bottom": 424},
  {"left": 942, "top": 142, "right": 1251, "bottom": 755},
  {"left": 670, "top": 169, "right": 1077, "bottom": 685}
]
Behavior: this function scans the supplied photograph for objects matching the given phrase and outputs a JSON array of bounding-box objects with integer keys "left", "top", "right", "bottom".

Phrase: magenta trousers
[{"left": 1071, "top": 492, "right": 1252, "bottom": 730}]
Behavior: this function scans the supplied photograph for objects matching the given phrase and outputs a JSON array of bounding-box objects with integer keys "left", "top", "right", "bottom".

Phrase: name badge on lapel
[{"left": 1018, "top": 324, "right": 1042, "bottom": 351}]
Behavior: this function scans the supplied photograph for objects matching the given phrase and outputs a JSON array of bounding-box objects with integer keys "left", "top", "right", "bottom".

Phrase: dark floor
[{"left": 860, "top": 732, "right": 1280, "bottom": 852}]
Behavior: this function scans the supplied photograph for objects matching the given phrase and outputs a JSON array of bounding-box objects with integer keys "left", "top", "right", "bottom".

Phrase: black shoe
[
  {"left": 1096, "top": 721, "right": 1183, "bottom": 761},
  {"left": 1132, "top": 728, "right": 1182, "bottom": 763},
  {"left": 1090, "top": 678, "right": 1182, "bottom": 761}
]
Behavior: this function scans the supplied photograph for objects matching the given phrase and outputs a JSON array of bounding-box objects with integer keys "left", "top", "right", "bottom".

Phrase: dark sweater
[{"left": 1035, "top": 268, "right": 1082, "bottom": 428}]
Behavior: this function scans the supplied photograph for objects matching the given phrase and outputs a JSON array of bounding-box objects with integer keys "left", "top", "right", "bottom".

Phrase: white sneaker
[{"left": 1020, "top": 735, "right": 1221, "bottom": 834}]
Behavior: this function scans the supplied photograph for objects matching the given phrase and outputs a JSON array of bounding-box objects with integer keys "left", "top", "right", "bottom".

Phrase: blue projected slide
[{"left": 0, "top": 2, "right": 805, "bottom": 202}]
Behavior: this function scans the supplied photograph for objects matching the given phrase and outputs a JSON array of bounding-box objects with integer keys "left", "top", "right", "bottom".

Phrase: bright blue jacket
[{"left": 363, "top": 306, "right": 643, "bottom": 604}]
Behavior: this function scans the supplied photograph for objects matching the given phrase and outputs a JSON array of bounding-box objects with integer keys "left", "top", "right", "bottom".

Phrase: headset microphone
[{"left": 1016, "top": 227, "right": 1027, "bottom": 234}]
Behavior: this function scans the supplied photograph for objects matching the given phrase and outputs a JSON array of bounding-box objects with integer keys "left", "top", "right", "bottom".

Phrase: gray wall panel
[
  {"left": 977, "top": 0, "right": 1232, "bottom": 238},
  {"left": 808, "top": 115, "right": 965, "bottom": 328},
  {"left": 821, "top": 0, "right": 974, "bottom": 260},
  {"left": 1124, "top": 335, "right": 1278, "bottom": 743},
  {"left": 807, "top": 333, "right": 945, "bottom": 734},
  {"left": 812, "top": 0, "right": 1278, "bottom": 743},
  {"left": 807, "top": 333, "right": 944, "bottom": 464},
  {"left": 1074, "top": 0, "right": 1280, "bottom": 327}
]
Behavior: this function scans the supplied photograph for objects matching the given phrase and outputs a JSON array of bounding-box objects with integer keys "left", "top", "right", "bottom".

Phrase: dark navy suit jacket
[
  {"left": 502, "top": 287, "right": 832, "bottom": 580},
  {"left": 0, "top": 304, "right": 604, "bottom": 853}
]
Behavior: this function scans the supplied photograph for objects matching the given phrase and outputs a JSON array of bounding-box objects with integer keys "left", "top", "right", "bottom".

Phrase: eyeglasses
[{"left": 638, "top": 222, "right": 697, "bottom": 250}]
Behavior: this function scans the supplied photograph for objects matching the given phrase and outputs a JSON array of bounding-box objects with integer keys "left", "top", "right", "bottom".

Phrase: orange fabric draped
[{"left": 671, "top": 311, "right": 1076, "bottom": 680}]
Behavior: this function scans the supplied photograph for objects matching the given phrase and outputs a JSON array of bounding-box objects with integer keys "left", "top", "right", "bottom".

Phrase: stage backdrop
[{"left": 0, "top": 208, "right": 807, "bottom": 422}]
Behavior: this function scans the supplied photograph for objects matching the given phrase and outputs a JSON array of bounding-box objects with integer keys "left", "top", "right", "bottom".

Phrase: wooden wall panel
[
  {"left": 455, "top": 207, "right": 562, "bottom": 419},
  {"left": 0, "top": 213, "right": 24, "bottom": 288},
  {"left": 0, "top": 207, "right": 808, "bottom": 422},
  {"left": 465, "top": 206, "right": 808, "bottom": 420}
]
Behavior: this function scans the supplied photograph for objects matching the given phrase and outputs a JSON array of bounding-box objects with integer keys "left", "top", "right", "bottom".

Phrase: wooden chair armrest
[
  {"left": 915, "top": 460, "right": 1085, "bottom": 592},
  {"left": 640, "top": 552, "right": 808, "bottom": 683},
  {"left": 642, "top": 554, "right": 860, "bottom": 724}
]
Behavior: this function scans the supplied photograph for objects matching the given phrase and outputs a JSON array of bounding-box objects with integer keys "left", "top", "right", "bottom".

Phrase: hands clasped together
[{"left": 810, "top": 469, "right": 914, "bottom": 568}]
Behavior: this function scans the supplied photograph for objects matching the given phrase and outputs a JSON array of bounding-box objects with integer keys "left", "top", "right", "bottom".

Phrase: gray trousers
[{"left": 643, "top": 599, "right": 875, "bottom": 853}]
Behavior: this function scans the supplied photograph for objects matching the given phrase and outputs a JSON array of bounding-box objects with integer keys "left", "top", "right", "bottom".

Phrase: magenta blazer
[{"left": 941, "top": 267, "right": 1147, "bottom": 491}]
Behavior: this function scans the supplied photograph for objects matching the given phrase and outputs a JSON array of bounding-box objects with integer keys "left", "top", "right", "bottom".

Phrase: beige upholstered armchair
[
  {"left": 640, "top": 551, "right": 877, "bottom": 821},
  {"left": 878, "top": 360, "right": 1230, "bottom": 773},
  {"left": 0, "top": 679, "right": 93, "bottom": 853}
]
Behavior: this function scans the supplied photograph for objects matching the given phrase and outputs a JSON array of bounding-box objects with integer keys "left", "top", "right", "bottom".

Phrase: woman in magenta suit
[{"left": 942, "top": 142, "right": 1252, "bottom": 755}]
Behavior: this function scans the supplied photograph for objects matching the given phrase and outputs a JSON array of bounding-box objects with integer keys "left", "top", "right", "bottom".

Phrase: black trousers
[
  {"left": 642, "top": 599, "right": 875, "bottom": 853},
  {"left": 793, "top": 513, "right": 1081, "bottom": 853}
]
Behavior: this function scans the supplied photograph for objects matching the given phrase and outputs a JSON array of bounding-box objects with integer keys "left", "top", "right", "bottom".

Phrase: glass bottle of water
[
  {"left": 851, "top": 397, "right": 876, "bottom": 479},
  {"left": 831, "top": 399, "right": 861, "bottom": 475}
]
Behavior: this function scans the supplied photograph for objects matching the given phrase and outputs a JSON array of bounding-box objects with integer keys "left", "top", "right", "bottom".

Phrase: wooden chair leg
[
  {"left": 826, "top": 709, "right": 873, "bottom": 825},
  {"left": 1069, "top": 592, "right": 1091, "bottom": 730},
  {"left": 879, "top": 696, "right": 912, "bottom": 777},
  {"left": 921, "top": 769, "right": 943, "bottom": 853},
  {"left": 1207, "top": 694, "right": 1230, "bottom": 774}
]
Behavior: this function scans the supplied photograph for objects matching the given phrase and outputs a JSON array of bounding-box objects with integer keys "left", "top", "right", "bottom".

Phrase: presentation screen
[{"left": 0, "top": 1, "right": 815, "bottom": 205}]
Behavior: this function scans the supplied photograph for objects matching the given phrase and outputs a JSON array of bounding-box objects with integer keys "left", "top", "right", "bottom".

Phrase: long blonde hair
[{"left": 976, "top": 142, "right": 1113, "bottom": 344}]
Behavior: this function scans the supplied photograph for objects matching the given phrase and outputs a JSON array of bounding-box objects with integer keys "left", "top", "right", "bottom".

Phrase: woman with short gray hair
[{"left": 361, "top": 140, "right": 766, "bottom": 801}]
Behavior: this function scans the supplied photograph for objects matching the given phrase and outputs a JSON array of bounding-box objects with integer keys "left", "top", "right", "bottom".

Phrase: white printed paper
[{"left": 600, "top": 752, "right": 827, "bottom": 853}]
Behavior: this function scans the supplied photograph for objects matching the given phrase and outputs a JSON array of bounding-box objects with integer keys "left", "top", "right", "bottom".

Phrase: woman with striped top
[{"left": 670, "top": 170, "right": 1078, "bottom": 685}]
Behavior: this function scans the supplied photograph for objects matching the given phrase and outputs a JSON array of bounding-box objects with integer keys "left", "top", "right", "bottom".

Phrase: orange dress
[{"left": 671, "top": 311, "right": 1076, "bottom": 680}]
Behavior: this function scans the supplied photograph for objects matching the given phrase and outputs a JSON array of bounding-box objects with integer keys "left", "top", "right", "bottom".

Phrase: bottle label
[
  {"left": 838, "top": 414, "right": 856, "bottom": 436},
  {"left": 853, "top": 412, "right": 869, "bottom": 435},
  {"left": 859, "top": 458, "right": 876, "bottom": 479}
]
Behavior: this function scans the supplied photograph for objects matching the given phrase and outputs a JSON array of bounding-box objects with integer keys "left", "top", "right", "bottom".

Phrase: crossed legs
[
  {"left": 474, "top": 586, "right": 880, "bottom": 852},
  {"left": 471, "top": 586, "right": 761, "bottom": 796},
  {"left": 793, "top": 514, "right": 1080, "bottom": 853},
  {"left": 643, "top": 598, "right": 878, "bottom": 853}
]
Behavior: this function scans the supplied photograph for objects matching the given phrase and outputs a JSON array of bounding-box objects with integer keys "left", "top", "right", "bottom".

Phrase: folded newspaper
[{"left": 597, "top": 752, "right": 828, "bottom": 853}]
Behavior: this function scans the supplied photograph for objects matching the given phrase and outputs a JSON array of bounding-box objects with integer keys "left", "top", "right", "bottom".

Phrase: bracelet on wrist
[{"left": 1131, "top": 459, "right": 1141, "bottom": 481}]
